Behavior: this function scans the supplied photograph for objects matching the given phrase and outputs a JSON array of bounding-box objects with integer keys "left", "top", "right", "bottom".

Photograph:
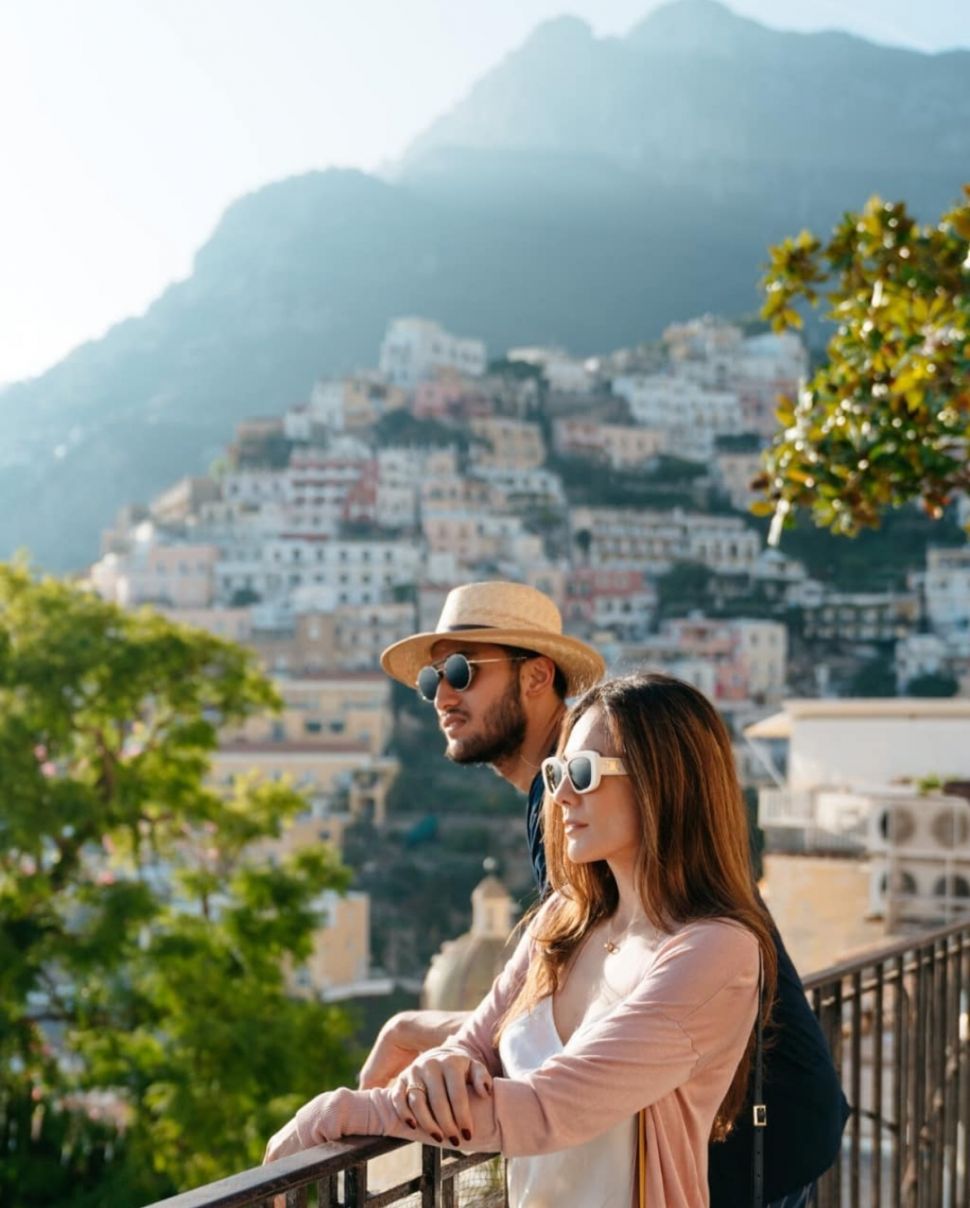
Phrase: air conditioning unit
[
  {"left": 929, "top": 806, "right": 970, "bottom": 849},
  {"left": 868, "top": 858, "right": 920, "bottom": 918},
  {"left": 869, "top": 803, "right": 917, "bottom": 850},
  {"left": 869, "top": 856, "right": 970, "bottom": 922},
  {"left": 867, "top": 794, "right": 970, "bottom": 857}
]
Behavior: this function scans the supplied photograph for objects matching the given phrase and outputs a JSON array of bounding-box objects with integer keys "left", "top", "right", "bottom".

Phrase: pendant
[{"left": 604, "top": 940, "right": 619, "bottom": 954}]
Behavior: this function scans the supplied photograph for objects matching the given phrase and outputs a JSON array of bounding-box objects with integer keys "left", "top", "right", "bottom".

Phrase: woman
[{"left": 265, "top": 674, "right": 777, "bottom": 1207}]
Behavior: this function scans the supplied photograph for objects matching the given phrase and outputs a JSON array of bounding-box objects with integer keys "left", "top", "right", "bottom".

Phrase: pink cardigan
[{"left": 294, "top": 914, "right": 759, "bottom": 1207}]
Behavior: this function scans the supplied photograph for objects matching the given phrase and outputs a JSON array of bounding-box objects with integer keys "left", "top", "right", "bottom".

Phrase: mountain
[{"left": 2, "top": 0, "right": 968, "bottom": 570}]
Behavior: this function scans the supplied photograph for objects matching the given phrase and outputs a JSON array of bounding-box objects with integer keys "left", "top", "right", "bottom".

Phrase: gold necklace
[{"left": 603, "top": 915, "right": 637, "bottom": 954}]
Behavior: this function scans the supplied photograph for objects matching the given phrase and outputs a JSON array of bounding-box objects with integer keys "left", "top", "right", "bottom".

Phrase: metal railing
[
  {"left": 146, "top": 1139, "right": 505, "bottom": 1208},
  {"left": 148, "top": 919, "right": 970, "bottom": 1208},
  {"left": 805, "top": 918, "right": 970, "bottom": 1208}
]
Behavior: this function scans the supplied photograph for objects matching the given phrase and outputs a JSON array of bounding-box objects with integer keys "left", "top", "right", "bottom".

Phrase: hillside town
[{"left": 83, "top": 313, "right": 970, "bottom": 1007}]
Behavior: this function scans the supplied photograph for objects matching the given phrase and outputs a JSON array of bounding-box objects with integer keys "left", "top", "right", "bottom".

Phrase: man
[{"left": 364, "top": 580, "right": 847, "bottom": 1208}]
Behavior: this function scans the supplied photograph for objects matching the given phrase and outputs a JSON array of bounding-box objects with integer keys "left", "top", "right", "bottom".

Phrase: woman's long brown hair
[{"left": 501, "top": 672, "right": 778, "bottom": 1142}]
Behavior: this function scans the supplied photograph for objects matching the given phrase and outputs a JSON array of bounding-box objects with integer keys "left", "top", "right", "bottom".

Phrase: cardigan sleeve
[{"left": 294, "top": 919, "right": 759, "bottom": 1157}]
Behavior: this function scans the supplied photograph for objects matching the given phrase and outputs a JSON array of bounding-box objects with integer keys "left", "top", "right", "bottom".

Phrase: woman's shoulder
[{"left": 658, "top": 917, "right": 760, "bottom": 972}]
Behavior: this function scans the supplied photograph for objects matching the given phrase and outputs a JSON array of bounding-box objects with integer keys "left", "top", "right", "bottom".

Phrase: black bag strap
[{"left": 752, "top": 960, "right": 767, "bottom": 1208}]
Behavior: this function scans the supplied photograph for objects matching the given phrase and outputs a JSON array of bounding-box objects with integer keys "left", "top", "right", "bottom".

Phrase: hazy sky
[{"left": 2, "top": 0, "right": 968, "bottom": 386}]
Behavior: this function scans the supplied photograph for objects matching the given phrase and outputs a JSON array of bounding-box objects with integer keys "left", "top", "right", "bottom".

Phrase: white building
[
  {"left": 663, "top": 316, "right": 745, "bottom": 388},
  {"left": 895, "top": 633, "right": 950, "bottom": 691},
  {"left": 469, "top": 465, "right": 565, "bottom": 511},
  {"left": 379, "top": 318, "right": 486, "bottom": 388},
  {"left": 750, "top": 698, "right": 970, "bottom": 924},
  {"left": 507, "top": 346, "right": 593, "bottom": 394},
  {"left": 611, "top": 374, "right": 743, "bottom": 460},
  {"left": 569, "top": 506, "right": 761, "bottom": 576},
  {"left": 215, "top": 537, "right": 421, "bottom": 607},
  {"left": 658, "top": 318, "right": 806, "bottom": 436},
  {"left": 925, "top": 546, "right": 970, "bottom": 640},
  {"left": 714, "top": 449, "right": 764, "bottom": 511}
]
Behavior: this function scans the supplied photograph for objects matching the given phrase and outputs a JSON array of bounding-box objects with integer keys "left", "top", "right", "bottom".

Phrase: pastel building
[
  {"left": 231, "top": 672, "right": 393, "bottom": 756},
  {"left": 89, "top": 538, "right": 219, "bottom": 609},
  {"left": 564, "top": 568, "right": 656, "bottom": 640},
  {"left": 468, "top": 417, "right": 546, "bottom": 470},
  {"left": 553, "top": 418, "right": 668, "bottom": 469}
]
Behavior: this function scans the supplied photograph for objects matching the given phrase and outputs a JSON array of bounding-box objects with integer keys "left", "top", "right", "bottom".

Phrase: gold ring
[{"left": 406, "top": 1084, "right": 428, "bottom": 1096}]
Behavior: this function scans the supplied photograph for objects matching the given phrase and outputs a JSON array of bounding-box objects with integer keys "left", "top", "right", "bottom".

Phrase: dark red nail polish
[
  {"left": 431, "top": 1132, "right": 443, "bottom": 1143},
  {"left": 450, "top": 1135, "right": 460, "bottom": 1147},
  {"left": 406, "top": 1119, "right": 416, "bottom": 1129},
  {"left": 462, "top": 1129, "right": 472, "bottom": 1142}
]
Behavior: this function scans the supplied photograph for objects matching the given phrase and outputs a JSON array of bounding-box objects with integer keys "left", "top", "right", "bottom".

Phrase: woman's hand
[
  {"left": 263, "top": 1112, "right": 306, "bottom": 1164},
  {"left": 358, "top": 1009, "right": 471, "bottom": 1089},
  {"left": 389, "top": 1050, "right": 492, "bottom": 1148}
]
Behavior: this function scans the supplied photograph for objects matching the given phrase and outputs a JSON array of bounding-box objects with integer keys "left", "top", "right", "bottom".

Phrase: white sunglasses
[{"left": 541, "top": 750, "right": 629, "bottom": 796}]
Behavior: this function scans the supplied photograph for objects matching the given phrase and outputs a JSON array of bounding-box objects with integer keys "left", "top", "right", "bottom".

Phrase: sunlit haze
[{"left": 2, "top": 0, "right": 968, "bottom": 385}]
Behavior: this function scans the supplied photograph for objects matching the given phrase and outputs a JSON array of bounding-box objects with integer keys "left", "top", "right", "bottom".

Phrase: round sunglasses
[
  {"left": 416, "top": 652, "right": 530, "bottom": 702},
  {"left": 541, "top": 750, "right": 629, "bottom": 796}
]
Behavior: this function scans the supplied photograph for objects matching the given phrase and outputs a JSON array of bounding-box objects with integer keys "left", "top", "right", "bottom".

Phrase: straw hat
[{"left": 380, "top": 581, "right": 605, "bottom": 697}]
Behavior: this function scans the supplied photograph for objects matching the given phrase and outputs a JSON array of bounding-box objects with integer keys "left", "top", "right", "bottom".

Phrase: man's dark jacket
[{"left": 527, "top": 773, "right": 849, "bottom": 1205}]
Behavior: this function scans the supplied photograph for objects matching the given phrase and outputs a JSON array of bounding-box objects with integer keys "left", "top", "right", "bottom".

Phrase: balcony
[{"left": 147, "top": 919, "right": 970, "bottom": 1208}]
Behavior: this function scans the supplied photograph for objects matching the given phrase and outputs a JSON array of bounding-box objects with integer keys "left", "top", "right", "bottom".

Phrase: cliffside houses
[{"left": 82, "top": 313, "right": 970, "bottom": 992}]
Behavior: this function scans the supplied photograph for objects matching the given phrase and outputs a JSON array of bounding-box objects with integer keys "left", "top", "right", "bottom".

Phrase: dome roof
[
  {"left": 474, "top": 874, "right": 509, "bottom": 901},
  {"left": 422, "top": 932, "right": 512, "bottom": 1012},
  {"left": 422, "top": 868, "right": 516, "bottom": 1010}
]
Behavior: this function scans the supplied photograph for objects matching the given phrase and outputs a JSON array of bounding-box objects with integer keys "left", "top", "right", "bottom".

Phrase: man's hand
[
  {"left": 358, "top": 1009, "right": 470, "bottom": 1089},
  {"left": 389, "top": 1050, "right": 492, "bottom": 1148}
]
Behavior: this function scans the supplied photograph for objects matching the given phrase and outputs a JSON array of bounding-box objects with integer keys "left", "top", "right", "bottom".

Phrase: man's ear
[{"left": 521, "top": 655, "right": 557, "bottom": 697}]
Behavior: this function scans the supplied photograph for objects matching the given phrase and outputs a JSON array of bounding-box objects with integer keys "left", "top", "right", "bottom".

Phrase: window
[{"left": 934, "top": 875, "right": 970, "bottom": 899}]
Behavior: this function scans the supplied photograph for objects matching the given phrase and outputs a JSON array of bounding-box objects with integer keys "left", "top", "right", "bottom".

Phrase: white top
[{"left": 499, "top": 996, "right": 636, "bottom": 1208}]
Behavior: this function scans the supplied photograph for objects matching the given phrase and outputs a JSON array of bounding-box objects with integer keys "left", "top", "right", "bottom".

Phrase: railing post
[
  {"left": 930, "top": 938, "right": 946, "bottom": 1207},
  {"left": 943, "top": 935, "right": 959, "bottom": 1205},
  {"left": 317, "top": 1173, "right": 339, "bottom": 1207},
  {"left": 422, "top": 1145, "right": 443, "bottom": 1208},
  {"left": 872, "top": 961, "right": 884, "bottom": 1208},
  {"left": 960, "top": 934, "right": 970, "bottom": 1208},
  {"left": 850, "top": 968, "right": 862, "bottom": 1206},
  {"left": 893, "top": 951, "right": 906, "bottom": 1208},
  {"left": 344, "top": 1157, "right": 368, "bottom": 1208}
]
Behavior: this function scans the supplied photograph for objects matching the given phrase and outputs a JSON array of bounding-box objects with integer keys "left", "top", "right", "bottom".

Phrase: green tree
[
  {"left": 656, "top": 561, "right": 714, "bottom": 618},
  {"left": 755, "top": 187, "right": 970, "bottom": 540},
  {"left": 907, "top": 671, "right": 960, "bottom": 698},
  {"left": 0, "top": 565, "right": 356, "bottom": 1206},
  {"left": 847, "top": 654, "right": 897, "bottom": 698}
]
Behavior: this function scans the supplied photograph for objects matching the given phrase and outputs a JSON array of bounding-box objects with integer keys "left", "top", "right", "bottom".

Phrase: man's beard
[{"left": 446, "top": 676, "right": 527, "bottom": 766}]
